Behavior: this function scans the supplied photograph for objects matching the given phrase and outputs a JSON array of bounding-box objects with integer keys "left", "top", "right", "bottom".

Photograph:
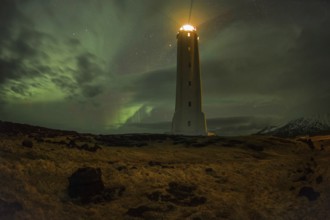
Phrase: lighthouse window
[
  {"left": 188, "top": 33, "right": 191, "bottom": 37},
  {"left": 188, "top": 81, "right": 191, "bottom": 86},
  {"left": 188, "top": 46, "right": 191, "bottom": 51},
  {"left": 188, "top": 62, "right": 191, "bottom": 68},
  {"left": 188, "top": 101, "right": 191, "bottom": 107},
  {"left": 188, "top": 121, "right": 191, "bottom": 127}
]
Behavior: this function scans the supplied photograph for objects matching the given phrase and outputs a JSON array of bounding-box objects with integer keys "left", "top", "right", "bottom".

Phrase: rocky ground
[{"left": 0, "top": 121, "right": 330, "bottom": 220}]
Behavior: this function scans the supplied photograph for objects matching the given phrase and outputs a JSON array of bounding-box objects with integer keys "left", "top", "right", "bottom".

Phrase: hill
[{"left": 0, "top": 121, "right": 330, "bottom": 219}]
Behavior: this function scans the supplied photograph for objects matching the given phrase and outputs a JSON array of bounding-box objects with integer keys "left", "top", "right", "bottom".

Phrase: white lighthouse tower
[{"left": 172, "top": 24, "right": 207, "bottom": 136}]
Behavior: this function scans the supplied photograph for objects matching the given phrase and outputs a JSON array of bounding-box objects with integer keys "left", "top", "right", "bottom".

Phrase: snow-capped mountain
[{"left": 258, "top": 115, "right": 330, "bottom": 137}]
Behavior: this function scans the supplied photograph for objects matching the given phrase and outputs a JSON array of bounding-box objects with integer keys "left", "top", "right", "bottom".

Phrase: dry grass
[{"left": 0, "top": 134, "right": 329, "bottom": 220}]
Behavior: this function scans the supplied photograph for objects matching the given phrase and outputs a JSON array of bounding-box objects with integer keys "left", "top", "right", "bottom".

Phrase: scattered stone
[
  {"left": 146, "top": 191, "right": 162, "bottom": 202},
  {"left": 34, "top": 137, "right": 44, "bottom": 143},
  {"left": 298, "top": 186, "right": 320, "bottom": 201},
  {"left": 183, "top": 196, "right": 207, "bottom": 207},
  {"left": 146, "top": 182, "right": 207, "bottom": 207},
  {"left": 297, "top": 175, "right": 307, "bottom": 182},
  {"left": 161, "top": 165, "right": 175, "bottom": 169},
  {"left": 116, "top": 166, "right": 127, "bottom": 171},
  {"left": 148, "top": 161, "right": 162, "bottom": 166},
  {"left": 299, "top": 139, "right": 315, "bottom": 150},
  {"left": 67, "top": 140, "right": 77, "bottom": 148},
  {"left": 92, "top": 143, "right": 101, "bottom": 151},
  {"left": 306, "top": 139, "right": 315, "bottom": 150},
  {"left": 68, "top": 167, "right": 104, "bottom": 203},
  {"left": 167, "top": 182, "right": 206, "bottom": 206},
  {"left": 205, "top": 167, "right": 215, "bottom": 173},
  {"left": 127, "top": 205, "right": 151, "bottom": 217},
  {"left": 247, "top": 144, "right": 264, "bottom": 151},
  {"left": 191, "top": 142, "right": 208, "bottom": 147},
  {"left": 167, "top": 182, "right": 197, "bottom": 200},
  {"left": 126, "top": 204, "right": 174, "bottom": 218},
  {"left": 316, "top": 175, "right": 323, "bottom": 184},
  {"left": 229, "top": 140, "right": 244, "bottom": 145},
  {"left": 22, "top": 139, "right": 33, "bottom": 148},
  {"left": 100, "top": 185, "right": 126, "bottom": 202},
  {"left": 79, "top": 143, "right": 100, "bottom": 152},
  {"left": 0, "top": 199, "right": 23, "bottom": 218},
  {"left": 80, "top": 143, "right": 89, "bottom": 149}
]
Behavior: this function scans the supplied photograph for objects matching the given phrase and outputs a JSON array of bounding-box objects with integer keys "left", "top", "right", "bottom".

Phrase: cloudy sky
[{"left": 0, "top": 0, "right": 329, "bottom": 135}]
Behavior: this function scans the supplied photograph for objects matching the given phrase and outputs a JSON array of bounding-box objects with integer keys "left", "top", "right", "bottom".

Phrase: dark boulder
[
  {"left": 22, "top": 139, "right": 33, "bottom": 148},
  {"left": 298, "top": 186, "right": 320, "bottom": 201},
  {"left": 68, "top": 167, "right": 104, "bottom": 203},
  {"left": 0, "top": 199, "right": 23, "bottom": 218},
  {"left": 167, "top": 182, "right": 196, "bottom": 200}
]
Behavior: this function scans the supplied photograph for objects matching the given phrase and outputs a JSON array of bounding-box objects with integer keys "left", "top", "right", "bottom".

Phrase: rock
[
  {"left": 67, "top": 140, "right": 77, "bottom": 148},
  {"left": 116, "top": 166, "right": 127, "bottom": 171},
  {"left": 126, "top": 205, "right": 156, "bottom": 218},
  {"left": 147, "top": 191, "right": 162, "bottom": 201},
  {"left": 247, "top": 144, "right": 264, "bottom": 151},
  {"left": 102, "top": 186, "right": 126, "bottom": 201},
  {"left": 306, "top": 139, "right": 315, "bottom": 150},
  {"left": 0, "top": 199, "right": 23, "bottom": 218},
  {"left": 298, "top": 186, "right": 320, "bottom": 201},
  {"left": 126, "top": 204, "right": 175, "bottom": 218},
  {"left": 316, "top": 175, "right": 323, "bottom": 184},
  {"left": 205, "top": 167, "right": 215, "bottom": 173},
  {"left": 167, "top": 182, "right": 196, "bottom": 200},
  {"left": 89, "top": 143, "right": 101, "bottom": 152},
  {"left": 22, "top": 139, "right": 33, "bottom": 148},
  {"left": 148, "top": 161, "right": 162, "bottom": 166},
  {"left": 80, "top": 143, "right": 89, "bottom": 150},
  {"left": 146, "top": 183, "right": 207, "bottom": 207},
  {"left": 183, "top": 196, "right": 207, "bottom": 206},
  {"left": 68, "top": 167, "right": 104, "bottom": 203}
]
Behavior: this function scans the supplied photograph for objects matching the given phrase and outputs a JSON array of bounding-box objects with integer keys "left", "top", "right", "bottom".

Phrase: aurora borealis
[{"left": 0, "top": 0, "right": 329, "bottom": 135}]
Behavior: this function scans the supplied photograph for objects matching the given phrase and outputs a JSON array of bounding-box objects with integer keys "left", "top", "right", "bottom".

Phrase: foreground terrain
[{"left": 0, "top": 122, "right": 329, "bottom": 219}]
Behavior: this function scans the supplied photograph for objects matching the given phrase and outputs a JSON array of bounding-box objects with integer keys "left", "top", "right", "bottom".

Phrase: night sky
[{"left": 0, "top": 0, "right": 329, "bottom": 135}]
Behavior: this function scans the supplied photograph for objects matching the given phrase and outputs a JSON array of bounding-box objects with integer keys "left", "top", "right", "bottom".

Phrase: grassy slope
[{"left": 0, "top": 133, "right": 329, "bottom": 220}]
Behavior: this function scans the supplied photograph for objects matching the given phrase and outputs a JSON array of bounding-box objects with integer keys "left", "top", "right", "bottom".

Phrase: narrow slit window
[
  {"left": 188, "top": 101, "right": 192, "bottom": 107},
  {"left": 188, "top": 81, "right": 192, "bottom": 86},
  {"left": 188, "top": 46, "right": 191, "bottom": 52},
  {"left": 188, "top": 121, "right": 191, "bottom": 127},
  {"left": 188, "top": 62, "right": 191, "bottom": 68},
  {"left": 187, "top": 33, "right": 191, "bottom": 37}
]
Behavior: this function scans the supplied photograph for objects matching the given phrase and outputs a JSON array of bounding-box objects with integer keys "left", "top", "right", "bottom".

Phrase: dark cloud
[
  {"left": 76, "top": 53, "right": 102, "bottom": 84},
  {"left": 82, "top": 84, "right": 104, "bottom": 98},
  {"left": 0, "top": 0, "right": 53, "bottom": 95},
  {"left": 51, "top": 76, "right": 78, "bottom": 97},
  {"left": 0, "top": 59, "right": 20, "bottom": 84},
  {"left": 10, "top": 83, "right": 31, "bottom": 96},
  {"left": 130, "top": 68, "right": 176, "bottom": 104},
  {"left": 75, "top": 53, "right": 106, "bottom": 98},
  {"left": 0, "top": 0, "right": 329, "bottom": 135}
]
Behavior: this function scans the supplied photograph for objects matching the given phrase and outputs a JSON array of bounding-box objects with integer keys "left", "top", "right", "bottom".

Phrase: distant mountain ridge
[
  {"left": 0, "top": 120, "right": 77, "bottom": 136},
  {"left": 258, "top": 115, "right": 330, "bottom": 137}
]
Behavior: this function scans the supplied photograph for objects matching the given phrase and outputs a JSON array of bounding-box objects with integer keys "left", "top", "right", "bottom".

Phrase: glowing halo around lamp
[{"left": 180, "top": 24, "right": 196, "bottom": 31}]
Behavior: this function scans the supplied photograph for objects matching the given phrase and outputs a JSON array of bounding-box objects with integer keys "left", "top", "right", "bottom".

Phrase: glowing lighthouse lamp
[
  {"left": 180, "top": 24, "right": 196, "bottom": 31},
  {"left": 171, "top": 24, "right": 208, "bottom": 136}
]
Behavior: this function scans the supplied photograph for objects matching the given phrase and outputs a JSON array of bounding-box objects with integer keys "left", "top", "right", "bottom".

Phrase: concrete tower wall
[{"left": 172, "top": 28, "right": 207, "bottom": 135}]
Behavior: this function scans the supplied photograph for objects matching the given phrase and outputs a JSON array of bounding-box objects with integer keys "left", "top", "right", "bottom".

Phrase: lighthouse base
[{"left": 171, "top": 112, "right": 208, "bottom": 136}]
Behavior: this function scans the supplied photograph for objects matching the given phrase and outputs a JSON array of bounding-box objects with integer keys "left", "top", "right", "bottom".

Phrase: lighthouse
[{"left": 172, "top": 24, "right": 208, "bottom": 136}]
